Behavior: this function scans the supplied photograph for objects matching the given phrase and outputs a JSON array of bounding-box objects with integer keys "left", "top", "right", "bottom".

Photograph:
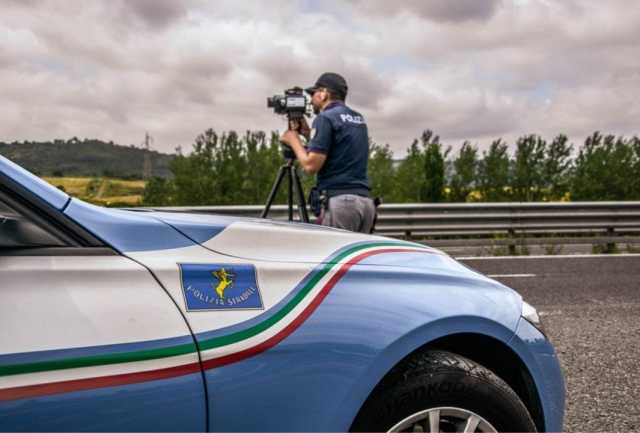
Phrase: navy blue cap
[{"left": 305, "top": 72, "right": 348, "bottom": 98}]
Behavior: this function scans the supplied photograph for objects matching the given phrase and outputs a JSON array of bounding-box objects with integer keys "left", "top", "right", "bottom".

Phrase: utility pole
[{"left": 142, "top": 132, "right": 153, "bottom": 179}]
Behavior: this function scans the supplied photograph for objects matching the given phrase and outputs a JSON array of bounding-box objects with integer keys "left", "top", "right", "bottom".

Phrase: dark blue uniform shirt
[{"left": 307, "top": 101, "right": 370, "bottom": 195}]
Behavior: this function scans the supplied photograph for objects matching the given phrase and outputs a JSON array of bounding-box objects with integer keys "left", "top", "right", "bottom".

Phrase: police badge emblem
[{"left": 179, "top": 263, "right": 264, "bottom": 311}]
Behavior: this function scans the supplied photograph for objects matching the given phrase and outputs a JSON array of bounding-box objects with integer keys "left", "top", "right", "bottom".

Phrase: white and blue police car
[{"left": 0, "top": 154, "right": 564, "bottom": 432}]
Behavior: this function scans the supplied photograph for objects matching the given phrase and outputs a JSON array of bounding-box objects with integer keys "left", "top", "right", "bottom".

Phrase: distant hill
[{"left": 0, "top": 138, "right": 174, "bottom": 178}]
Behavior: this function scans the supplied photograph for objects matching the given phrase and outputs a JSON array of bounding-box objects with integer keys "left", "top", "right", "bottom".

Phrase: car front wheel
[{"left": 351, "top": 350, "right": 537, "bottom": 433}]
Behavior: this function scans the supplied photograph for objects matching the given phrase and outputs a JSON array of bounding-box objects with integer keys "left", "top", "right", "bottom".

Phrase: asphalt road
[{"left": 459, "top": 254, "right": 640, "bottom": 433}]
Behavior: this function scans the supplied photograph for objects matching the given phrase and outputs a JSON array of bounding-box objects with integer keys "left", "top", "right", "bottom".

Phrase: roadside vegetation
[
  {"left": 43, "top": 176, "right": 145, "bottom": 207},
  {"left": 6, "top": 129, "right": 638, "bottom": 207},
  {"left": 141, "top": 129, "right": 640, "bottom": 206}
]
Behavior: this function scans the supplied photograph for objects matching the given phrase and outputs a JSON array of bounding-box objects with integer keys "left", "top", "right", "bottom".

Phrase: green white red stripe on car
[
  {"left": 0, "top": 240, "right": 434, "bottom": 401},
  {"left": 196, "top": 240, "right": 433, "bottom": 366}
]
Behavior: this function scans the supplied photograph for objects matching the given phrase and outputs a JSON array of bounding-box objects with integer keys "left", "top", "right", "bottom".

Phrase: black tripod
[{"left": 261, "top": 158, "right": 309, "bottom": 223}]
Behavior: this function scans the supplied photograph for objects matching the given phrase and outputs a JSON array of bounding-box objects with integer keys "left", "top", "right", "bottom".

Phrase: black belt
[{"left": 326, "top": 188, "right": 370, "bottom": 198}]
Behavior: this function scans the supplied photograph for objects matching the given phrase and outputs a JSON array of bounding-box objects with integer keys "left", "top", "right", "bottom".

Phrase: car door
[{"left": 0, "top": 187, "right": 206, "bottom": 431}]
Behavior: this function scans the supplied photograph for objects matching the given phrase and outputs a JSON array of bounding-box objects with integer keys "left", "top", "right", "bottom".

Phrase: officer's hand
[
  {"left": 288, "top": 118, "right": 311, "bottom": 140},
  {"left": 298, "top": 117, "right": 311, "bottom": 140},
  {"left": 280, "top": 130, "right": 299, "bottom": 147}
]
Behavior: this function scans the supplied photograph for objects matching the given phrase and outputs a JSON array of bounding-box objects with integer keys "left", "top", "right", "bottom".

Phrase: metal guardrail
[{"left": 147, "top": 201, "right": 640, "bottom": 251}]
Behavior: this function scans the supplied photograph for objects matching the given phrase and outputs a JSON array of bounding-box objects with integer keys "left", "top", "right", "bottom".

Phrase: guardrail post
[
  {"left": 404, "top": 230, "right": 412, "bottom": 240},
  {"left": 606, "top": 227, "right": 616, "bottom": 253},
  {"left": 508, "top": 228, "right": 516, "bottom": 255}
]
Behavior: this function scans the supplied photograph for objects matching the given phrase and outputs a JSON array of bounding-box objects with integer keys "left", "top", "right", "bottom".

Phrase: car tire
[{"left": 351, "top": 350, "right": 537, "bottom": 433}]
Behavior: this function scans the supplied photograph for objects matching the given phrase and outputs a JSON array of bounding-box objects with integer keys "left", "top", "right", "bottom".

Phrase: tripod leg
[
  {"left": 261, "top": 165, "right": 288, "bottom": 218},
  {"left": 292, "top": 166, "right": 310, "bottom": 223},
  {"left": 287, "top": 165, "right": 294, "bottom": 221}
]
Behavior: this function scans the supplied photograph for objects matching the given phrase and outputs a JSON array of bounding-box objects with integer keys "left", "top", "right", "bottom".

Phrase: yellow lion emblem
[{"left": 211, "top": 268, "right": 234, "bottom": 299}]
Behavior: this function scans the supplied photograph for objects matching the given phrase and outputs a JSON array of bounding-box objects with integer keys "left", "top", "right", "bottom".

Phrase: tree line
[{"left": 142, "top": 129, "right": 640, "bottom": 206}]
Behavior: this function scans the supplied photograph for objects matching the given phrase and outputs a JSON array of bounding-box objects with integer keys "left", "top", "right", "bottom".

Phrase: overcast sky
[{"left": 2, "top": 0, "right": 639, "bottom": 156}]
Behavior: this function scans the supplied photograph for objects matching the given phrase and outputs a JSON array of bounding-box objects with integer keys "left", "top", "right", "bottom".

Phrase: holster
[{"left": 308, "top": 187, "right": 328, "bottom": 217}]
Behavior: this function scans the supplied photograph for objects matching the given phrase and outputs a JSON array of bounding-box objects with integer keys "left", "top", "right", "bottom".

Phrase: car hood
[
  {"left": 65, "top": 200, "right": 506, "bottom": 283},
  {"left": 150, "top": 211, "right": 497, "bottom": 280},
  {"left": 150, "top": 210, "right": 425, "bottom": 260},
  {"left": 65, "top": 201, "right": 523, "bottom": 316},
  {"left": 145, "top": 211, "right": 524, "bottom": 323},
  {"left": 66, "top": 199, "right": 390, "bottom": 258}
]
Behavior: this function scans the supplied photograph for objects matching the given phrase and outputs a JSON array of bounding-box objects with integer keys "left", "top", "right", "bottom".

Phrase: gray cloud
[
  {"left": 352, "top": 0, "right": 501, "bottom": 22},
  {"left": 402, "top": 0, "right": 502, "bottom": 22},
  {"left": 121, "top": 0, "right": 188, "bottom": 29},
  {"left": 3, "top": 0, "right": 41, "bottom": 7},
  {"left": 254, "top": 46, "right": 310, "bottom": 86},
  {"left": 0, "top": 0, "right": 638, "bottom": 156}
]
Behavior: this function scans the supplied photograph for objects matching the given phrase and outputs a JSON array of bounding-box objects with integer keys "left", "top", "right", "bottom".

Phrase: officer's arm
[
  {"left": 301, "top": 151, "right": 326, "bottom": 174},
  {"left": 281, "top": 132, "right": 326, "bottom": 174}
]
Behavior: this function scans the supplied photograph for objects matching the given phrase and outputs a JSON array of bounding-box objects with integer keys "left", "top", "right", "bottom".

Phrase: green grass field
[{"left": 43, "top": 177, "right": 146, "bottom": 207}]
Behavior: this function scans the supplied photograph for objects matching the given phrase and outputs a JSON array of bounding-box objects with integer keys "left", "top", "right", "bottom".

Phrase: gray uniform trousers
[{"left": 320, "top": 194, "right": 376, "bottom": 233}]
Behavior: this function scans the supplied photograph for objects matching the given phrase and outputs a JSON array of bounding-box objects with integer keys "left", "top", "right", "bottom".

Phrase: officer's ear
[{"left": 319, "top": 88, "right": 330, "bottom": 103}]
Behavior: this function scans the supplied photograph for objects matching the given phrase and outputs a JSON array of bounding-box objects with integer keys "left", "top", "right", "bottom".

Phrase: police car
[{"left": 0, "top": 154, "right": 564, "bottom": 432}]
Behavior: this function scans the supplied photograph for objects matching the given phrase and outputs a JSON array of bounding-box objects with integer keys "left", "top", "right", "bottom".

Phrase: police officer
[{"left": 280, "top": 72, "right": 376, "bottom": 233}]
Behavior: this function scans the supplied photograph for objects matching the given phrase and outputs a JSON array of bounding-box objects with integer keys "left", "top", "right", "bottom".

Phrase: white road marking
[
  {"left": 457, "top": 253, "right": 640, "bottom": 260},
  {"left": 487, "top": 273, "right": 537, "bottom": 278}
]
